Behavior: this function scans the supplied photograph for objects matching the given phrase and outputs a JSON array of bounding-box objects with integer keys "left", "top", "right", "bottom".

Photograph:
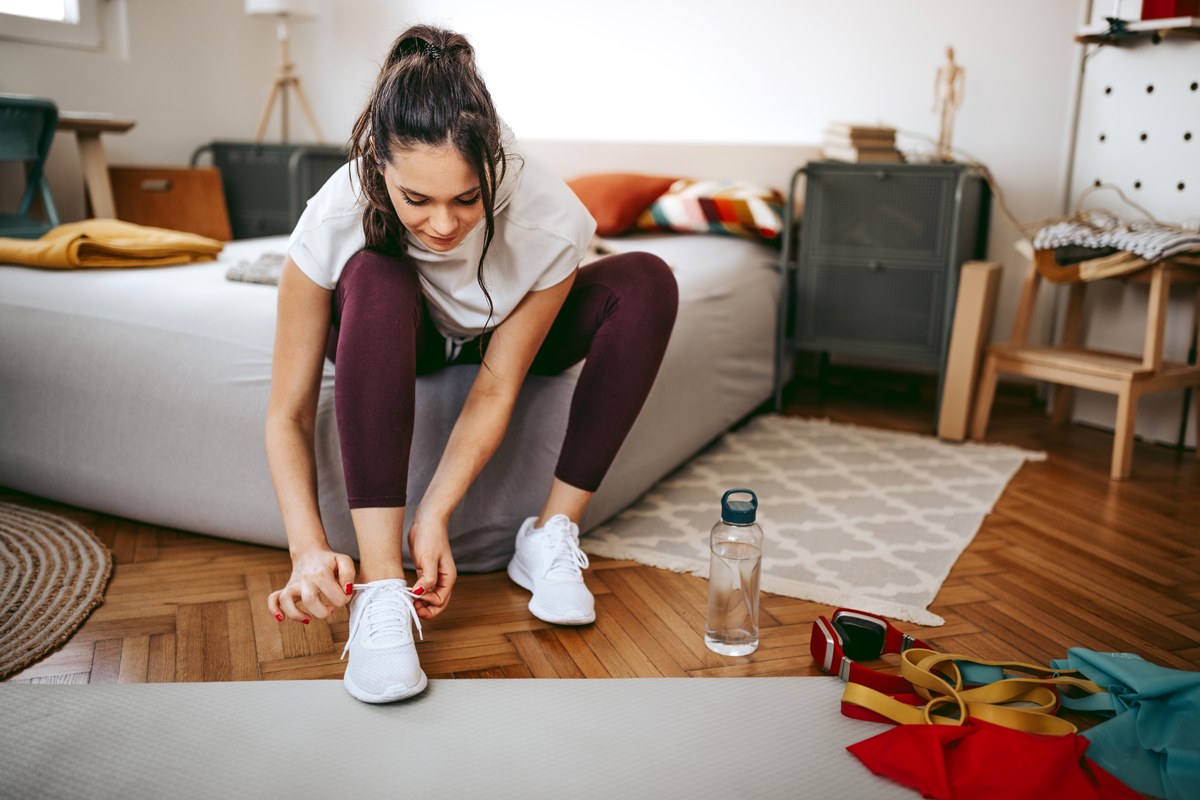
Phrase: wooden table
[{"left": 56, "top": 113, "right": 136, "bottom": 219}]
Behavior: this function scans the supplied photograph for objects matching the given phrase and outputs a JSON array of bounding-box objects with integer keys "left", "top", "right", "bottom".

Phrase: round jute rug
[{"left": 0, "top": 502, "right": 112, "bottom": 681}]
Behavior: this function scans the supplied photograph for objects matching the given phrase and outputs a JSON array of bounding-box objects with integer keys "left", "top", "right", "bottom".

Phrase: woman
[{"left": 264, "top": 25, "right": 677, "bottom": 703}]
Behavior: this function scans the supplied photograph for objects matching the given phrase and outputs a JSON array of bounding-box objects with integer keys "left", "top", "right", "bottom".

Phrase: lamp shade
[{"left": 245, "top": 0, "right": 318, "bottom": 17}]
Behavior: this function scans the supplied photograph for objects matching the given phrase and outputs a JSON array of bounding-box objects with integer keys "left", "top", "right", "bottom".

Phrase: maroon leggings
[{"left": 326, "top": 249, "right": 678, "bottom": 508}]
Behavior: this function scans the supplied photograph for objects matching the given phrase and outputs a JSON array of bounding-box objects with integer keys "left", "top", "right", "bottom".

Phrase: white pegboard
[
  {"left": 1063, "top": 22, "right": 1199, "bottom": 448},
  {"left": 1070, "top": 38, "right": 1200, "bottom": 227}
]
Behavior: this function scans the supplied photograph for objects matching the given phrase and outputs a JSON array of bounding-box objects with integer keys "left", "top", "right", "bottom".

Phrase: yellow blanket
[{"left": 0, "top": 219, "right": 224, "bottom": 269}]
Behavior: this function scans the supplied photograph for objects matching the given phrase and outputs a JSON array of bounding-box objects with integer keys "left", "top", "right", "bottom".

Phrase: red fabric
[
  {"left": 847, "top": 720, "right": 1140, "bottom": 800},
  {"left": 1140, "top": 0, "right": 1199, "bottom": 21}
]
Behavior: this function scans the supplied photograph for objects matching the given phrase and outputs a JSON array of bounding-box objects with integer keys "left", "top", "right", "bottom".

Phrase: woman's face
[{"left": 381, "top": 142, "right": 485, "bottom": 252}]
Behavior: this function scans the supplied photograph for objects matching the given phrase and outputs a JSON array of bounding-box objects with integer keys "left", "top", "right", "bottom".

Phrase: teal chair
[{"left": 0, "top": 93, "right": 61, "bottom": 238}]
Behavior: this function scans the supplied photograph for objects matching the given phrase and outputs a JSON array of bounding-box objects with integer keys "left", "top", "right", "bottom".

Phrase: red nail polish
[
  {"left": 302, "top": 618, "right": 310, "bottom": 625},
  {"left": 413, "top": 586, "right": 425, "bottom": 596},
  {"left": 345, "top": 583, "right": 353, "bottom": 595},
  {"left": 275, "top": 613, "right": 283, "bottom": 622}
]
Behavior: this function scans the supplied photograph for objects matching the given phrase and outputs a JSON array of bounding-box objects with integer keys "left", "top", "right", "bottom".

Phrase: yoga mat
[{"left": 0, "top": 677, "right": 909, "bottom": 799}]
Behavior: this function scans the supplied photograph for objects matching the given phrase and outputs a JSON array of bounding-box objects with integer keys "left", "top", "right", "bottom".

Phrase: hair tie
[{"left": 424, "top": 43, "right": 443, "bottom": 60}]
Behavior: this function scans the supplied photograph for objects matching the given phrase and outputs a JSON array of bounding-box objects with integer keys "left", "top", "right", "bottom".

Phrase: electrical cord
[{"left": 894, "top": 127, "right": 1193, "bottom": 242}]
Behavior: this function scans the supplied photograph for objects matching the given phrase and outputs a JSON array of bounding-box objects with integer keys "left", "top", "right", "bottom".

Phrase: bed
[{"left": 0, "top": 142, "right": 818, "bottom": 571}]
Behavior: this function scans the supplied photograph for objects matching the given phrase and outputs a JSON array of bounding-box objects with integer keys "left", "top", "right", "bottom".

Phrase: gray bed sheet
[{"left": 0, "top": 233, "right": 779, "bottom": 571}]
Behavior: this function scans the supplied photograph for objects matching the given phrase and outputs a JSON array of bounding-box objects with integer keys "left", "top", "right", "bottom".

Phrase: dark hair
[{"left": 348, "top": 25, "right": 507, "bottom": 326}]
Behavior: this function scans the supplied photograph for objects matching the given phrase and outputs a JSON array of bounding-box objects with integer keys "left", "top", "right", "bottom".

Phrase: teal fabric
[
  {"left": 1050, "top": 649, "right": 1200, "bottom": 800},
  {"left": 958, "top": 661, "right": 1008, "bottom": 686}
]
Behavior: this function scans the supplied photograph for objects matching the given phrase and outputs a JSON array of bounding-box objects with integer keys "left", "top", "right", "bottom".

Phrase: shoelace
[
  {"left": 543, "top": 522, "right": 589, "bottom": 581},
  {"left": 340, "top": 582, "right": 423, "bottom": 661}
]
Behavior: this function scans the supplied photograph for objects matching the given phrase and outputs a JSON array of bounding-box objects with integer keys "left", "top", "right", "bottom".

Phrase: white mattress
[{"left": 0, "top": 233, "right": 780, "bottom": 569}]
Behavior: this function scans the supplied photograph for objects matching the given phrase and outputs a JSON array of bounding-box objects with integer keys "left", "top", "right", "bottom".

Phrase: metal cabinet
[
  {"left": 191, "top": 141, "right": 347, "bottom": 240},
  {"left": 774, "top": 161, "right": 991, "bottom": 406}
]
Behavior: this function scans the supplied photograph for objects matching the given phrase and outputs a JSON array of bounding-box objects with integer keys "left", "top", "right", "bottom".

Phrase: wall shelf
[{"left": 1076, "top": 16, "right": 1200, "bottom": 45}]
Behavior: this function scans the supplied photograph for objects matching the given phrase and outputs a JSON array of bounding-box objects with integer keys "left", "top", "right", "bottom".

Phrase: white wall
[
  {"left": 303, "top": 0, "right": 1088, "bottom": 349},
  {"left": 6, "top": 0, "right": 1090, "bottom": 350},
  {"left": 0, "top": 0, "right": 303, "bottom": 219}
]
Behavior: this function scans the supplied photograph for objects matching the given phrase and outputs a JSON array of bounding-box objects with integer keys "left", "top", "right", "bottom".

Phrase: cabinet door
[
  {"left": 797, "top": 258, "right": 945, "bottom": 363},
  {"left": 804, "top": 167, "right": 957, "bottom": 263}
]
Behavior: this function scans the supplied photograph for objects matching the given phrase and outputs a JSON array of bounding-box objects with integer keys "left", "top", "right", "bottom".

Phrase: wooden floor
[{"left": 6, "top": 369, "right": 1200, "bottom": 686}]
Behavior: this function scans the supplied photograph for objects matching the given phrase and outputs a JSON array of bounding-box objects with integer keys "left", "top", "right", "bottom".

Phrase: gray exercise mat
[{"left": 0, "top": 678, "right": 910, "bottom": 799}]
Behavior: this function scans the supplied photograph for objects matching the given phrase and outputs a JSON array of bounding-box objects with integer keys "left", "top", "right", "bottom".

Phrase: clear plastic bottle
[{"left": 705, "top": 488, "right": 764, "bottom": 656}]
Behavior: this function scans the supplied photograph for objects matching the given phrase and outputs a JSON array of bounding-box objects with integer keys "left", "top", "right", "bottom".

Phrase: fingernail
[
  {"left": 413, "top": 586, "right": 425, "bottom": 596},
  {"left": 275, "top": 613, "right": 283, "bottom": 622},
  {"left": 345, "top": 583, "right": 353, "bottom": 595},
  {"left": 302, "top": 618, "right": 310, "bottom": 625}
]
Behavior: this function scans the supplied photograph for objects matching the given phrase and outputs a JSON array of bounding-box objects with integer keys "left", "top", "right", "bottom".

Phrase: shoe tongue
[
  {"left": 361, "top": 581, "right": 413, "bottom": 646},
  {"left": 366, "top": 578, "right": 408, "bottom": 590},
  {"left": 544, "top": 519, "right": 583, "bottom": 580},
  {"left": 542, "top": 514, "right": 572, "bottom": 532}
]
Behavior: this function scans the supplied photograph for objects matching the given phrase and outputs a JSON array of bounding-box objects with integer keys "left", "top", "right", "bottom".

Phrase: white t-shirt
[{"left": 287, "top": 137, "right": 596, "bottom": 341}]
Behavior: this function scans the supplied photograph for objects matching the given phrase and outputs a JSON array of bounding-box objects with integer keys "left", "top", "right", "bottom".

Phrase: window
[{"left": 0, "top": 0, "right": 104, "bottom": 49}]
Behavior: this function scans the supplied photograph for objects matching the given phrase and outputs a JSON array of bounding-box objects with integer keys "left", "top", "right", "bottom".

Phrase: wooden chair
[{"left": 971, "top": 249, "right": 1200, "bottom": 479}]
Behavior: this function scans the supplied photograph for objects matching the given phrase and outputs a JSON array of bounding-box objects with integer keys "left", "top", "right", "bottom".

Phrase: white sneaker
[
  {"left": 340, "top": 578, "right": 428, "bottom": 703},
  {"left": 507, "top": 514, "right": 595, "bottom": 625}
]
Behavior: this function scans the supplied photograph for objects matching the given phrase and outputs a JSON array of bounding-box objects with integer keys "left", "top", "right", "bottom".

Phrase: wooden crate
[{"left": 109, "top": 165, "right": 232, "bottom": 242}]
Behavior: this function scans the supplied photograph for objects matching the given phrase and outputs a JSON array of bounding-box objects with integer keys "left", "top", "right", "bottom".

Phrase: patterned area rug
[
  {"left": 0, "top": 503, "right": 112, "bottom": 680},
  {"left": 583, "top": 416, "right": 1044, "bottom": 625}
]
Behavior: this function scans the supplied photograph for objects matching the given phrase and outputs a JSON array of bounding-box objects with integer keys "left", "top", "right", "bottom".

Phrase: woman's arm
[
  {"left": 265, "top": 258, "right": 356, "bottom": 621},
  {"left": 407, "top": 270, "right": 577, "bottom": 617}
]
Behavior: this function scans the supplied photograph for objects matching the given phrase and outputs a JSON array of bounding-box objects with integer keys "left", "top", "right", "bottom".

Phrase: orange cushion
[{"left": 567, "top": 173, "right": 679, "bottom": 236}]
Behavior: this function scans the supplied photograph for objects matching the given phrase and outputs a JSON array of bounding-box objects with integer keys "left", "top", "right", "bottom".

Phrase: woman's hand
[
  {"left": 408, "top": 516, "right": 457, "bottom": 620},
  {"left": 268, "top": 547, "right": 357, "bottom": 623}
]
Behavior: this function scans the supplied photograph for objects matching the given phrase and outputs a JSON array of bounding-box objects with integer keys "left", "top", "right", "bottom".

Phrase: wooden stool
[{"left": 971, "top": 251, "right": 1200, "bottom": 479}]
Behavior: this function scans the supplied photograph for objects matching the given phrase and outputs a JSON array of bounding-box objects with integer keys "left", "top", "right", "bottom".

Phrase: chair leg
[
  {"left": 1051, "top": 386, "right": 1075, "bottom": 428},
  {"left": 1009, "top": 258, "right": 1042, "bottom": 345},
  {"left": 1051, "top": 283, "right": 1086, "bottom": 429},
  {"left": 1194, "top": 288, "right": 1200, "bottom": 462},
  {"left": 1194, "top": 378, "right": 1199, "bottom": 463},
  {"left": 1111, "top": 384, "right": 1140, "bottom": 480},
  {"left": 970, "top": 352, "right": 1000, "bottom": 440}
]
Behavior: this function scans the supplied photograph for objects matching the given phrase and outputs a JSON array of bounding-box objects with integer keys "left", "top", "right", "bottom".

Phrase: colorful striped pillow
[{"left": 634, "top": 179, "right": 786, "bottom": 241}]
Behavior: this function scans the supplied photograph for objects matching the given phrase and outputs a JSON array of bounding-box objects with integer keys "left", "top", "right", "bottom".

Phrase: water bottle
[{"left": 705, "top": 488, "right": 764, "bottom": 656}]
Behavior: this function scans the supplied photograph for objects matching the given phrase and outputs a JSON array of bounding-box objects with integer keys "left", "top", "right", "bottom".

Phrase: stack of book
[{"left": 821, "top": 123, "right": 902, "bottom": 163}]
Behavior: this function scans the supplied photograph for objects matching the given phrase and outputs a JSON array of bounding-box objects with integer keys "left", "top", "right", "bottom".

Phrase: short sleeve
[
  {"left": 509, "top": 155, "right": 596, "bottom": 292},
  {"left": 531, "top": 235, "right": 586, "bottom": 291},
  {"left": 286, "top": 163, "right": 367, "bottom": 290}
]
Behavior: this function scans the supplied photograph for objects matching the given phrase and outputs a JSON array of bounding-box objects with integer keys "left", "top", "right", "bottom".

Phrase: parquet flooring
[{"left": 6, "top": 371, "right": 1199, "bottom": 686}]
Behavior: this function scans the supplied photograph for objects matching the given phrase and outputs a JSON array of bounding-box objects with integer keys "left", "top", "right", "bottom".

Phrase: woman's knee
[
  {"left": 636, "top": 253, "right": 679, "bottom": 315},
  {"left": 340, "top": 250, "right": 421, "bottom": 295},
  {"left": 624, "top": 254, "right": 678, "bottom": 337},
  {"left": 336, "top": 250, "right": 422, "bottom": 320},
  {"left": 588, "top": 252, "right": 678, "bottom": 319}
]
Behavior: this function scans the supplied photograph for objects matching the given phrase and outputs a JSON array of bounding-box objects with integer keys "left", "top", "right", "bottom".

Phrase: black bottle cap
[{"left": 721, "top": 489, "right": 758, "bottom": 524}]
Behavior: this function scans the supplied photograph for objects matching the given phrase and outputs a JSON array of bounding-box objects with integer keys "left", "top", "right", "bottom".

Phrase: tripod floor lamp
[{"left": 247, "top": 0, "right": 325, "bottom": 143}]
